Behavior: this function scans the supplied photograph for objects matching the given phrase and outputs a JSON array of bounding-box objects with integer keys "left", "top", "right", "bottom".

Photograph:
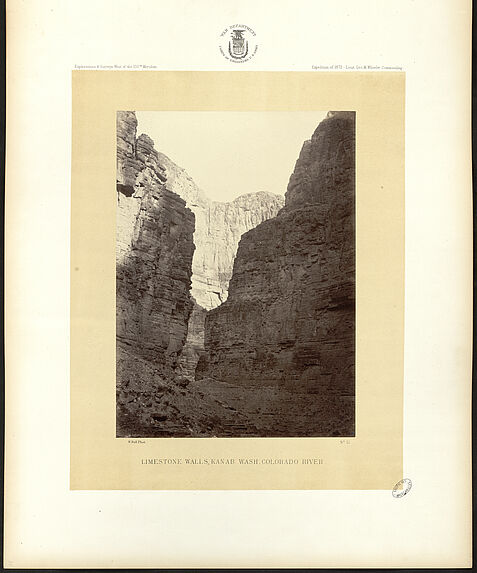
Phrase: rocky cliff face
[
  {"left": 198, "top": 111, "right": 355, "bottom": 436},
  {"left": 116, "top": 111, "right": 195, "bottom": 434},
  {"left": 153, "top": 146, "right": 283, "bottom": 376},
  {"left": 116, "top": 111, "right": 285, "bottom": 435},
  {"left": 155, "top": 152, "right": 284, "bottom": 310}
]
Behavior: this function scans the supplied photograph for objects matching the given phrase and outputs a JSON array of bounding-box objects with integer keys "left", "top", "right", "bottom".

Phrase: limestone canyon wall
[
  {"left": 116, "top": 111, "right": 285, "bottom": 434},
  {"left": 116, "top": 111, "right": 195, "bottom": 434},
  {"left": 156, "top": 151, "right": 284, "bottom": 310},
  {"left": 198, "top": 111, "right": 355, "bottom": 436},
  {"left": 153, "top": 145, "right": 283, "bottom": 376}
]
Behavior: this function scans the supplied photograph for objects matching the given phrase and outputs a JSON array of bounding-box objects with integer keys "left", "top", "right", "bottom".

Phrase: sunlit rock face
[{"left": 155, "top": 150, "right": 284, "bottom": 310}]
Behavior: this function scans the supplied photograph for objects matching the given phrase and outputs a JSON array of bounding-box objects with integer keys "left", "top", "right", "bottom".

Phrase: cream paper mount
[{"left": 71, "top": 70, "right": 404, "bottom": 490}]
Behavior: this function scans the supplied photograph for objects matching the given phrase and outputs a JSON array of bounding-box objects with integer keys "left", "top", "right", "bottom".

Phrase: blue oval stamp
[{"left": 392, "top": 478, "right": 412, "bottom": 498}]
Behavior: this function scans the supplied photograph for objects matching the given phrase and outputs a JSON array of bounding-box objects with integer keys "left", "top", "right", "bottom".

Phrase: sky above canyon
[{"left": 136, "top": 111, "right": 328, "bottom": 203}]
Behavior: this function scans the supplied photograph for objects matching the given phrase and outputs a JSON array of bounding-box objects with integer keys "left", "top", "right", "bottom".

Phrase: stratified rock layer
[
  {"left": 156, "top": 150, "right": 284, "bottom": 310},
  {"left": 154, "top": 146, "right": 283, "bottom": 377},
  {"left": 116, "top": 111, "right": 285, "bottom": 435},
  {"left": 198, "top": 111, "right": 355, "bottom": 436},
  {"left": 116, "top": 111, "right": 195, "bottom": 434}
]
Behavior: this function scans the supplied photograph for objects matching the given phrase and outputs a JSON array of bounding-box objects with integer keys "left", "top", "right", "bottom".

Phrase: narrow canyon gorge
[{"left": 116, "top": 110, "right": 355, "bottom": 437}]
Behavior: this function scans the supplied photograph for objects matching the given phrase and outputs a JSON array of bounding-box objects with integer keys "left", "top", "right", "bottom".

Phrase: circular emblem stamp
[
  {"left": 392, "top": 478, "right": 412, "bottom": 498},
  {"left": 219, "top": 25, "right": 258, "bottom": 63}
]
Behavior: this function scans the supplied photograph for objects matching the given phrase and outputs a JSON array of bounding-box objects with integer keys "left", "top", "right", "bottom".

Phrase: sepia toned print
[{"left": 116, "top": 110, "right": 355, "bottom": 438}]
